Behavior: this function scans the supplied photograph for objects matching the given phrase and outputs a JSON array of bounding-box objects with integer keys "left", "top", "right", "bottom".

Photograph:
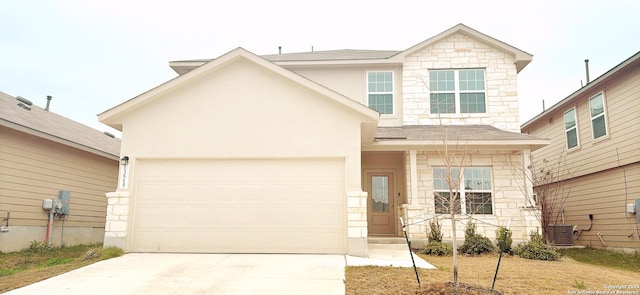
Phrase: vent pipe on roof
[
  {"left": 585, "top": 59, "right": 590, "bottom": 84},
  {"left": 278, "top": 46, "right": 282, "bottom": 54},
  {"left": 45, "top": 95, "right": 52, "bottom": 111}
]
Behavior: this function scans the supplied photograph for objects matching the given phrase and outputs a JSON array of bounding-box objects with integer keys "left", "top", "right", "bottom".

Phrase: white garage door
[{"left": 131, "top": 158, "right": 347, "bottom": 254}]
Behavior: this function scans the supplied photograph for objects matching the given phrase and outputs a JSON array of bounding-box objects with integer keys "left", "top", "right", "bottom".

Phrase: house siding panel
[
  {"left": 523, "top": 67, "right": 640, "bottom": 180},
  {"left": 559, "top": 164, "right": 640, "bottom": 251},
  {"left": 523, "top": 55, "right": 640, "bottom": 251},
  {"left": 0, "top": 126, "right": 117, "bottom": 251}
]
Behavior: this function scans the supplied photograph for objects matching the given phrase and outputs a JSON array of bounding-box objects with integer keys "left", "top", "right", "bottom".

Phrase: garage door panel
[
  {"left": 132, "top": 158, "right": 347, "bottom": 253},
  {"left": 134, "top": 229, "right": 345, "bottom": 253}
]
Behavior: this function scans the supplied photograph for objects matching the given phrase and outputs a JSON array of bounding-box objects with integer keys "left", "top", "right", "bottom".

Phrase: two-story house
[
  {"left": 522, "top": 52, "right": 640, "bottom": 252},
  {"left": 98, "top": 24, "right": 548, "bottom": 256}
]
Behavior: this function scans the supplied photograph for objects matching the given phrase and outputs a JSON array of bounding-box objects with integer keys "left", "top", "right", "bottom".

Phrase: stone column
[
  {"left": 104, "top": 191, "right": 130, "bottom": 250},
  {"left": 347, "top": 191, "right": 368, "bottom": 257}
]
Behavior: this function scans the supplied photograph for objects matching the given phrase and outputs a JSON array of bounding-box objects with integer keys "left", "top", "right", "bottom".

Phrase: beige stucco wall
[
  {"left": 285, "top": 66, "right": 403, "bottom": 127},
  {"left": 0, "top": 126, "right": 117, "bottom": 252},
  {"left": 105, "top": 57, "right": 371, "bottom": 255},
  {"left": 402, "top": 33, "right": 521, "bottom": 131},
  {"left": 403, "top": 149, "right": 540, "bottom": 243},
  {"left": 118, "top": 58, "right": 364, "bottom": 191}
]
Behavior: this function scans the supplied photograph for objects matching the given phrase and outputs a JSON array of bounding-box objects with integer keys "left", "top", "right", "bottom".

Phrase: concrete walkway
[
  {"left": 347, "top": 243, "right": 435, "bottom": 269},
  {"left": 5, "top": 244, "right": 434, "bottom": 295}
]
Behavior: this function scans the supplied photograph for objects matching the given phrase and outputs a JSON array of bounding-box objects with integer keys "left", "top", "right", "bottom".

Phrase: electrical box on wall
[
  {"left": 42, "top": 199, "right": 53, "bottom": 210},
  {"left": 636, "top": 199, "right": 640, "bottom": 222},
  {"left": 57, "top": 190, "right": 70, "bottom": 215},
  {"left": 627, "top": 204, "right": 636, "bottom": 214}
]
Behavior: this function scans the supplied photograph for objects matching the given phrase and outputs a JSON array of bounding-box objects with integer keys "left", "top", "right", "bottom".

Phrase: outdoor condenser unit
[{"left": 547, "top": 224, "right": 573, "bottom": 246}]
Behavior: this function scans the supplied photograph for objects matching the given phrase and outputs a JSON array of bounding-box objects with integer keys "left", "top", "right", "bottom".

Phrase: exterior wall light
[{"left": 120, "top": 156, "right": 129, "bottom": 189}]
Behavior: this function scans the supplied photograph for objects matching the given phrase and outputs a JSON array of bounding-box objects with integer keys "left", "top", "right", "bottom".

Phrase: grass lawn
[
  {"left": 346, "top": 249, "right": 640, "bottom": 295},
  {"left": 0, "top": 243, "right": 123, "bottom": 293}
]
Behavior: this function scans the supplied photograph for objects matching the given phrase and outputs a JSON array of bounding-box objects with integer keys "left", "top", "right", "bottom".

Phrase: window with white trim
[
  {"left": 367, "top": 71, "right": 393, "bottom": 114},
  {"left": 564, "top": 108, "right": 579, "bottom": 149},
  {"left": 433, "top": 167, "right": 492, "bottom": 215},
  {"left": 589, "top": 93, "right": 608, "bottom": 139},
  {"left": 429, "top": 69, "right": 486, "bottom": 114}
]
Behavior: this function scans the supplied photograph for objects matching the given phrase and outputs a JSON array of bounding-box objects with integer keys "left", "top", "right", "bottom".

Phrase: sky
[{"left": 1, "top": 0, "right": 639, "bottom": 136}]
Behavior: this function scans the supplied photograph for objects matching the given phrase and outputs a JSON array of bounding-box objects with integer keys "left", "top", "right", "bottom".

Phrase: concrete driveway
[{"left": 4, "top": 253, "right": 346, "bottom": 295}]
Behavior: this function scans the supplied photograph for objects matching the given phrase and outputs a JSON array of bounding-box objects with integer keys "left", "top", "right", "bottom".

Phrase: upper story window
[
  {"left": 433, "top": 167, "right": 493, "bottom": 215},
  {"left": 589, "top": 93, "right": 608, "bottom": 139},
  {"left": 367, "top": 71, "right": 394, "bottom": 115},
  {"left": 564, "top": 108, "right": 579, "bottom": 149},
  {"left": 429, "top": 69, "right": 486, "bottom": 114}
]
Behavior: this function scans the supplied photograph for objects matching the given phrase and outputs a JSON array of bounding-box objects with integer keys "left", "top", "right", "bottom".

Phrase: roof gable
[
  {"left": 390, "top": 23, "right": 532, "bottom": 73},
  {"left": 100, "top": 47, "right": 379, "bottom": 131},
  {"left": 0, "top": 92, "right": 120, "bottom": 159}
]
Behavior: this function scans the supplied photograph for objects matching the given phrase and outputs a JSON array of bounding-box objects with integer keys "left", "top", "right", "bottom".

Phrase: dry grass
[
  {"left": 346, "top": 253, "right": 640, "bottom": 295},
  {"left": 0, "top": 244, "right": 123, "bottom": 293}
]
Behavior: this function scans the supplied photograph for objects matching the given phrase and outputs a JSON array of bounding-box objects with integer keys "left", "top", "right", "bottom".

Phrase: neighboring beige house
[
  {"left": 99, "top": 24, "right": 548, "bottom": 256},
  {"left": 0, "top": 91, "right": 120, "bottom": 252},
  {"left": 521, "top": 52, "right": 640, "bottom": 252}
]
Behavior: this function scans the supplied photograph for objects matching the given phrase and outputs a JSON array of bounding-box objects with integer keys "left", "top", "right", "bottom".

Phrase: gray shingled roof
[
  {"left": 170, "top": 49, "right": 400, "bottom": 64},
  {"left": 376, "top": 125, "right": 546, "bottom": 142},
  {"left": 261, "top": 49, "right": 400, "bottom": 62},
  {"left": 0, "top": 91, "right": 120, "bottom": 158}
]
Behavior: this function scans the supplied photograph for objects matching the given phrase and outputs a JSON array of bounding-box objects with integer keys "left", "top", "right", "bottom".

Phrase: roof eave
[
  {"left": 362, "top": 139, "right": 550, "bottom": 151},
  {"left": 0, "top": 119, "right": 120, "bottom": 160}
]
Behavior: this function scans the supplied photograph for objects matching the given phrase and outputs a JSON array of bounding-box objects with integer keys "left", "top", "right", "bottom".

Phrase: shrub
[
  {"left": 423, "top": 241, "right": 453, "bottom": 256},
  {"left": 459, "top": 234, "right": 495, "bottom": 255},
  {"left": 428, "top": 218, "right": 443, "bottom": 243},
  {"left": 464, "top": 220, "right": 477, "bottom": 239},
  {"left": 495, "top": 227, "right": 513, "bottom": 252},
  {"left": 459, "top": 221, "right": 495, "bottom": 255},
  {"left": 514, "top": 230, "right": 561, "bottom": 261}
]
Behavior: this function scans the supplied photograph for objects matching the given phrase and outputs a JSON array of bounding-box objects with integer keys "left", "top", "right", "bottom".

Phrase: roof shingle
[{"left": 0, "top": 91, "right": 120, "bottom": 158}]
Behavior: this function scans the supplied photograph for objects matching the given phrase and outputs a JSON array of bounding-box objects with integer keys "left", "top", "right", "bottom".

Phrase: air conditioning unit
[{"left": 546, "top": 224, "right": 573, "bottom": 246}]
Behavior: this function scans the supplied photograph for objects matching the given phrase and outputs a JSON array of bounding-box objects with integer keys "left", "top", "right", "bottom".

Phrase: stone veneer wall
[
  {"left": 404, "top": 150, "right": 540, "bottom": 242},
  {"left": 104, "top": 191, "right": 129, "bottom": 249},
  {"left": 347, "top": 191, "right": 368, "bottom": 257},
  {"left": 401, "top": 33, "right": 521, "bottom": 132}
]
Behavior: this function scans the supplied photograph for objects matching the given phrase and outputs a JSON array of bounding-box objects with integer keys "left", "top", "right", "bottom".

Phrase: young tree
[
  {"left": 436, "top": 131, "right": 466, "bottom": 287},
  {"left": 510, "top": 153, "right": 573, "bottom": 244}
]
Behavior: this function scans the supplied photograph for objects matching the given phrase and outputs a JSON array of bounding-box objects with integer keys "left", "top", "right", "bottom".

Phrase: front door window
[
  {"left": 367, "top": 172, "right": 395, "bottom": 235},
  {"left": 372, "top": 176, "right": 389, "bottom": 212}
]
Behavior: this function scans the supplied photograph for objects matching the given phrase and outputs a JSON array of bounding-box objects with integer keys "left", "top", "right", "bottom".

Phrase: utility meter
[{"left": 42, "top": 199, "right": 53, "bottom": 210}]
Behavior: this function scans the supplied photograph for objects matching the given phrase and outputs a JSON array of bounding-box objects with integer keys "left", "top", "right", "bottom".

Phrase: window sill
[
  {"left": 591, "top": 133, "right": 611, "bottom": 145},
  {"left": 429, "top": 113, "right": 490, "bottom": 119}
]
